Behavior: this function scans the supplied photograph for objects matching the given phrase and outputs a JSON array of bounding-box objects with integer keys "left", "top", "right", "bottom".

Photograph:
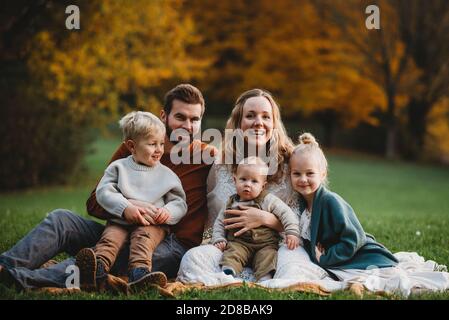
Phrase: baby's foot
[{"left": 221, "top": 266, "right": 236, "bottom": 277}]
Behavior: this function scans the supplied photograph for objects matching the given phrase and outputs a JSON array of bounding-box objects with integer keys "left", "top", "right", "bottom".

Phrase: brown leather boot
[
  {"left": 128, "top": 271, "right": 168, "bottom": 293},
  {"left": 39, "top": 259, "right": 59, "bottom": 269},
  {"left": 97, "top": 274, "right": 129, "bottom": 295},
  {"left": 75, "top": 248, "right": 97, "bottom": 291},
  {"left": 0, "top": 264, "right": 19, "bottom": 288}
]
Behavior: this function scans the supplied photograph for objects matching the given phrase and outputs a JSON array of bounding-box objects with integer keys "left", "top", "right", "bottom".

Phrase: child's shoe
[
  {"left": 0, "top": 264, "right": 15, "bottom": 287},
  {"left": 222, "top": 266, "right": 236, "bottom": 277},
  {"left": 98, "top": 274, "right": 129, "bottom": 295},
  {"left": 75, "top": 248, "right": 107, "bottom": 291},
  {"left": 128, "top": 268, "right": 167, "bottom": 292}
]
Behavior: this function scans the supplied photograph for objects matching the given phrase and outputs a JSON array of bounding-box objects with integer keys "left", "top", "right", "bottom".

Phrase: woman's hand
[
  {"left": 214, "top": 241, "right": 227, "bottom": 251},
  {"left": 286, "top": 235, "right": 300, "bottom": 250},
  {"left": 224, "top": 205, "right": 274, "bottom": 237}
]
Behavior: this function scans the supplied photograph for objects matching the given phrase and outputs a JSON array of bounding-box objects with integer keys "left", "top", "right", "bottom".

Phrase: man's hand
[
  {"left": 214, "top": 241, "right": 227, "bottom": 251},
  {"left": 153, "top": 208, "right": 170, "bottom": 225},
  {"left": 123, "top": 205, "right": 150, "bottom": 226},
  {"left": 286, "top": 235, "right": 300, "bottom": 250}
]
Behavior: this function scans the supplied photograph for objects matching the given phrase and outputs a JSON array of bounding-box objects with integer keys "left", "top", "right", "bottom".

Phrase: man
[{"left": 0, "top": 84, "right": 216, "bottom": 291}]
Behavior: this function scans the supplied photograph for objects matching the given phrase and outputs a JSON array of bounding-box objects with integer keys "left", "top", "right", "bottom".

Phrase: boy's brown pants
[{"left": 94, "top": 222, "right": 167, "bottom": 272}]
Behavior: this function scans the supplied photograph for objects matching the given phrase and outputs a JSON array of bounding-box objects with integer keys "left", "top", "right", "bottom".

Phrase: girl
[{"left": 290, "top": 133, "right": 398, "bottom": 277}]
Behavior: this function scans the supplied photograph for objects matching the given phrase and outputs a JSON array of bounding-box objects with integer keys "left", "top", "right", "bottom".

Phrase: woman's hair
[
  {"left": 119, "top": 111, "right": 165, "bottom": 141},
  {"left": 222, "top": 88, "right": 294, "bottom": 183},
  {"left": 292, "top": 132, "right": 329, "bottom": 186}
]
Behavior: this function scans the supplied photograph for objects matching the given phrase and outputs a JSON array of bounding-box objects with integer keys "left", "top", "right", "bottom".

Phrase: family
[{"left": 0, "top": 84, "right": 448, "bottom": 296}]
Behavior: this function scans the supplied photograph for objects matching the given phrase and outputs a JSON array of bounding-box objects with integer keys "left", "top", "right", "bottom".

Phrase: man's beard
[{"left": 165, "top": 121, "right": 194, "bottom": 145}]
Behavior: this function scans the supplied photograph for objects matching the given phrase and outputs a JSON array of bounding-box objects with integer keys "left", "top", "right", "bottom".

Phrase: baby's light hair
[
  {"left": 237, "top": 156, "right": 269, "bottom": 177},
  {"left": 291, "top": 133, "right": 329, "bottom": 186},
  {"left": 119, "top": 111, "right": 165, "bottom": 141}
]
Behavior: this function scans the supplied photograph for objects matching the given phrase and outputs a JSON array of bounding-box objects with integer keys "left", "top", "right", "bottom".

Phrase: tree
[
  {"left": 0, "top": 0, "right": 209, "bottom": 189},
  {"left": 396, "top": 0, "right": 449, "bottom": 158},
  {"left": 187, "top": 0, "right": 387, "bottom": 146},
  {"left": 28, "top": 0, "right": 208, "bottom": 122},
  {"left": 314, "top": 0, "right": 424, "bottom": 158}
]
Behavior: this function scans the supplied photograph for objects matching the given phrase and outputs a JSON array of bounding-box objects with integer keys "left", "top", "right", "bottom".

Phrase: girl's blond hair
[
  {"left": 221, "top": 89, "right": 294, "bottom": 183},
  {"left": 292, "top": 132, "right": 329, "bottom": 186},
  {"left": 119, "top": 111, "right": 165, "bottom": 141}
]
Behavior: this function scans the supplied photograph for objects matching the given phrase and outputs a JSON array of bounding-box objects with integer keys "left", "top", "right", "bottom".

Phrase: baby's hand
[
  {"left": 286, "top": 235, "right": 300, "bottom": 250},
  {"left": 153, "top": 208, "right": 170, "bottom": 225},
  {"left": 315, "top": 243, "right": 325, "bottom": 261},
  {"left": 214, "top": 241, "right": 227, "bottom": 251}
]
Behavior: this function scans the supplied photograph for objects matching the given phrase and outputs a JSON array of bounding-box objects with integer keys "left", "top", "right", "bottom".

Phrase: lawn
[{"left": 1, "top": 137, "right": 448, "bottom": 300}]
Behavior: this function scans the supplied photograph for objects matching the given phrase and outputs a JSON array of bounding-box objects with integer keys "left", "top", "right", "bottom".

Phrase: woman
[{"left": 177, "top": 89, "right": 334, "bottom": 288}]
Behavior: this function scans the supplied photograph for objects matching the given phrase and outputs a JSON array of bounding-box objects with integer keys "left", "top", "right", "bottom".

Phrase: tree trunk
[
  {"left": 406, "top": 98, "right": 431, "bottom": 159},
  {"left": 385, "top": 85, "right": 398, "bottom": 160},
  {"left": 385, "top": 124, "right": 397, "bottom": 160}
]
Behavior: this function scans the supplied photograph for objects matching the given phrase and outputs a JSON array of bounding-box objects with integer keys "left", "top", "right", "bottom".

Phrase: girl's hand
[
  {"left": 315, "top": 243, "right": 325, "bottom": 262},
  {"left": 286, "top": 235, "right": 300, "bottom": 250},
  {"left": 224, "top": 205, "right": 268, "bottom": 237},
  {"left": 214, "top": 241, "right": 227, "bottom": 251}
]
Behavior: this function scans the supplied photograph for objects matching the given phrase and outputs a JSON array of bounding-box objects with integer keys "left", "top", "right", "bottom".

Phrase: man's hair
[
  {"left": 119, "top": 111, "right": 165, "bottom": 141},
  {"left": 163, "top": 84, "right": 205, "bottom": 115}
]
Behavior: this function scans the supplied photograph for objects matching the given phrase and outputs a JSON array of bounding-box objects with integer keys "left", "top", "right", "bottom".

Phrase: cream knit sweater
[{"left": 96, "top": 155, "right": 187, "bottom": 225}]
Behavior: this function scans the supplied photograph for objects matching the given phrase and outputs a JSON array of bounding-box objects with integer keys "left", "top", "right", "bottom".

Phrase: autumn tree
[
  {"left": 187, "top": 0, "right": 387, "bottom": 146},
  {"left": 0, "top": 0, "right": 208, "bottom": 189},
  {"left": 395, "top": 0, "right": 449, "bottom": 158},
  {"left": 28, "top": 0, "right": 208, "bottom": 122}
]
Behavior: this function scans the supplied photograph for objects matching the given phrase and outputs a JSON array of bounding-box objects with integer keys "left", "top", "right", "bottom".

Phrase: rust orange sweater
[{"left": 86, "top": 140, "right": 216, "bottom": 249}]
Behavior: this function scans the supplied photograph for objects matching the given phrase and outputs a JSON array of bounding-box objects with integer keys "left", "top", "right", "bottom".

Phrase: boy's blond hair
[
  {"left": 119, "top": 111, "right": 165, "bottom": 141},
  {"left": 236, "top": 156, "right": 269, "bottom": 178}
]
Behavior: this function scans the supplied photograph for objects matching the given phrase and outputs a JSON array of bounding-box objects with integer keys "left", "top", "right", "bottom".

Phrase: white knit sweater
[{"left": 96, "top": 155, "right": 187, "bottom": 225}]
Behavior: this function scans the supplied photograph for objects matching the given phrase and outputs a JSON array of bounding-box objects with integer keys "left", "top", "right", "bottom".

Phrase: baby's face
[{"left": 234, "top": 165, "right": 267, "bottom": 201}]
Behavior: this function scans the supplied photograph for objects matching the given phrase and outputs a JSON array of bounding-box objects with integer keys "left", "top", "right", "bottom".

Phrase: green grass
[{"left": 1, "top": 138, "right": 448, "bottom": 300}]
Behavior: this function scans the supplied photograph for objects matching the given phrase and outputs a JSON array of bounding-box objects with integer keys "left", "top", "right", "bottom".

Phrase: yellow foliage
[
  {"left": 27, "top": 0, "right": 210, "bottom": 123},
  {"left": 425, "top": 99, "right": 449, "bottom": 163}
]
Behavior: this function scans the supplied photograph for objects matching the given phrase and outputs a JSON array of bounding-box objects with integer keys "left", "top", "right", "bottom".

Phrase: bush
[{"left": 0, "top": 78, "right": 90, "bottom": 191}]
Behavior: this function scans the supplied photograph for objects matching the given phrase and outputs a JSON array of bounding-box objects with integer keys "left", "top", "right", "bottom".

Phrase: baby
[{"left": 212, "top": 157, "right": 300, "bottom": 281}]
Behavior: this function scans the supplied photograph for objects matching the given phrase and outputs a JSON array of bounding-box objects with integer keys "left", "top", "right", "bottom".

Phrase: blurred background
[{"left": 1, "top": 0, "right": 449, "bottom": 190}]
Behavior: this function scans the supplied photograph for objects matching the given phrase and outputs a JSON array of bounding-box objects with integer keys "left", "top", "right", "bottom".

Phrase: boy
[{"left": 76, "top": 111, "right": 187, "bottom": 292}]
